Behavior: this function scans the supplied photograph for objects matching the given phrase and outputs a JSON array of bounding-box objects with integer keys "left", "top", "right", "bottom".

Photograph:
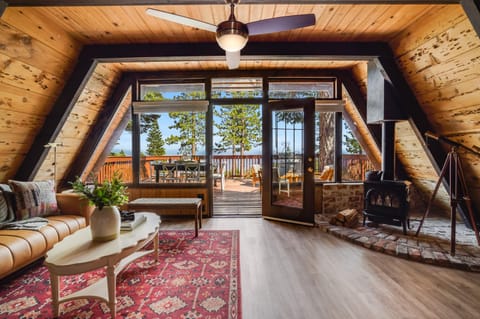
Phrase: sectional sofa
[{"left": 0, "top": 181, "right": 93, "bottom": 280}]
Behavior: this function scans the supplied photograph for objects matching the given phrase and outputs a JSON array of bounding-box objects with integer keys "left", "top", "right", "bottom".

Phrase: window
[
  {"left": 140, "top": 83, "right": 206, "bottom": 100},
  {"left": 212, "top": 77, "right": 263, "bottom": 98},
  {"left": 342, "top": 121, "right": 375, "bottom": 181},
  {"left": 269, "top": 79, "right": 335, "bottom": 99},
  {"left": 136, "top": 83, "right": 207, "bottom": 184},
  {"left": 315, "top": 111, "right": 336, "bottom": 182}
]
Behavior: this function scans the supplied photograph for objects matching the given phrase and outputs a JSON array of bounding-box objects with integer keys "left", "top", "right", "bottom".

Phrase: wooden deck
[{"left": 213, "top": 178, "right": 261, "bottom": 216}]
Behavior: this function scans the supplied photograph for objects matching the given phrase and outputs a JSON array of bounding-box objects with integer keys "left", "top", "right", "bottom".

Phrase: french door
[{"left": 262, "top": 99, "right": 315, "bottom": 225}]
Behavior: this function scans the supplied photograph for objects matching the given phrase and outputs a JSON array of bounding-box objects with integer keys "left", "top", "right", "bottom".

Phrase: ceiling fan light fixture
[{"left": 216, "top": 20, "right": 249, "bottom": 52}]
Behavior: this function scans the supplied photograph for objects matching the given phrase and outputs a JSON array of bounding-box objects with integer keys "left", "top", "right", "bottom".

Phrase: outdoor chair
[
  {"left": 213, "top": 163, "right": 226, "bottom": 192},
  {"left": 183, "top": 162, "right": 200, "bottom": 182},
  {"left": 162, "top": 163, "right": 179, "bottom": 182},
  {"left": 274, "top": 167, "right": 290, "bottom": 197},
  {"left": 252, "top": 164, "right": 262, "bottom": 187}
]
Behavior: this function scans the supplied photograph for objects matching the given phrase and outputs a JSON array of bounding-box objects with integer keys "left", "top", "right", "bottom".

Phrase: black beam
[
  {"left": 337, "top": 70, "right": 382, "bottom": 169},
  {"left": 381, "top": 122, "right": 396, "bottom": 180},
  {"left": 82, "top": 41, "right": 387, "bottom": 62},
  {"left": 90, "top": 100, "right": 132, "bottom": 187},
  {"left": 0, "top": 0, "right": 7, "bottom": 17},
  {"left": 132, "top": 81, "right": 140, "bottom": 185},
  {"left": 337, "top": 69, "right": 382, "bottom": 147},
  {"left": 134, "top": 69, "right": 341, "bottom": 81},
  {"left": 374, "top": 54, "right": 444, "bottom": 172},
  {"left": 461, "top": 0, "right": 480, "bottom": 37},
  {"left": 60, "top": 74, "right": 134, "bottom": 189},
  {"left": 334, "top": 112, "right": 343, "bottom": 182},
  {"left": 14, "top": 51, "right": 98, "bottom": 181},
  {"left": 4, "top": 0, "right": 460, "bottom": 7}
]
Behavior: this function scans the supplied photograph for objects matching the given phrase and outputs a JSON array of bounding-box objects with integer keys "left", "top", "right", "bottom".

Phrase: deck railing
[{"left": 97, "top": 154, "right": 373, "bottom": 183}]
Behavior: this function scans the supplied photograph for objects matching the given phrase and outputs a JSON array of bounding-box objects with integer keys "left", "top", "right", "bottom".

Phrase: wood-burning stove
[{"left": 363, "top": 180, "right": 410, "bottom": 234}]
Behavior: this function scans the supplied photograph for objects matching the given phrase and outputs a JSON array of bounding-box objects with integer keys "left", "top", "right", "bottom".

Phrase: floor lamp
[
  {"left": 416, "top": 131, "right": 480, "bottom": 255},
  {"left": 44, "top": 142, "right": 63, "bottom": 191}
]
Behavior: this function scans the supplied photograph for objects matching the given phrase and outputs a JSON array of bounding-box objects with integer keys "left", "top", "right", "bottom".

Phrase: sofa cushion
[{"left": 8, "top": 180, "right": 58, "bottom": 220}]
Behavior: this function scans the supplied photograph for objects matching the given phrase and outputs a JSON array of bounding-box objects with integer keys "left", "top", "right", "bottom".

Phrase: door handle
[{"left": 307, "top": 167, "right": 314, "bottom": 173}]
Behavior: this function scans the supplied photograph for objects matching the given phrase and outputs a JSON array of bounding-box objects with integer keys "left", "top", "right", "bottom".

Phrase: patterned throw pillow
[
  {"left": 8, "top": 180, "right": 58, "bottom": 220},
  {"left": 0, "top": 184, "right": 16, "bottom": 223},
  {"left": 0, "top": 191, "right": 12, "bottom": 223}
]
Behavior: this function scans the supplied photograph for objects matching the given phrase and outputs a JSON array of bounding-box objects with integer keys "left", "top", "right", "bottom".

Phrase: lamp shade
[
  {"left": 216, "top": 20, "right": 248, "bottom": 52},
  {"left": 216, "top": 34, "right": 248, "bottom": 52}
]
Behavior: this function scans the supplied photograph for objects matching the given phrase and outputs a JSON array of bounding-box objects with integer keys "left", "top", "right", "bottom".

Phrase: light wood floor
[{"left": 160, "top": 217, "right": 480, "bottom": 319}]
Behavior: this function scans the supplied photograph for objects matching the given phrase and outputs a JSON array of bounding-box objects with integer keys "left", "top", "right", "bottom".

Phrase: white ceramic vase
[{"left": 90, "top": 206, "right": 121, "bottom": 242}]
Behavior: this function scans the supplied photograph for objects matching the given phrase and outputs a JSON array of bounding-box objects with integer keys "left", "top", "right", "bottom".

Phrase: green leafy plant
[{"left": 70, "top": 172, "right": 129, "bottom": 210}]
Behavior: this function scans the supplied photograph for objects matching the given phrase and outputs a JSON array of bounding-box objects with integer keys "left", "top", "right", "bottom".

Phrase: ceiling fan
[{"left": 146, "top": 0, "right": 316, "bottom": 69}]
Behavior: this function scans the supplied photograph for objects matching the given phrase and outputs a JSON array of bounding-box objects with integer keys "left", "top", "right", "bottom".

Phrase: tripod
[{"left": 415, "top": 145, "right": 480, "bottom": 256}]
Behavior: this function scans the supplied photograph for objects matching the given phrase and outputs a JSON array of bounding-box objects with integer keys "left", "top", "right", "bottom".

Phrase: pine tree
[
  {"left": 316, "top": 112, "right": 335, "bottom": 171},
  {"left": 125, "top": 91, "right": 163, "bottom": 133},
  {"left": 343, "top": 122, "right": 362, "bottom": 154},
  {"left": 164, "top": 91, "right": 206, "bottom": 155},
  {"left": 166, "top": 111, "right": 206, "bottom": 155},
  {"left": 146, "top": 120, "right": 166, "bottom": 156},
  {"left": 214, "top": 104, "right": 261, "bottom": 176}
]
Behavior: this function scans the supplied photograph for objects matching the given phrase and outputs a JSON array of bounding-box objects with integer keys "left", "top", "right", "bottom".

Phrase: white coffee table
[{"left": 44, "top": 212, "right": 160, "bottom": 318}]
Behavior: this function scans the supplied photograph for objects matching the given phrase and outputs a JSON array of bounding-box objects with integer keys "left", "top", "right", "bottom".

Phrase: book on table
[{"left": 121, "top": 214, "right": 147, "bottom": 231}]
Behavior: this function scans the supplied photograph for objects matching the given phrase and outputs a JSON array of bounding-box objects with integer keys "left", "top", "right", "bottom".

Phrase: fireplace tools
[{"left": 415, "top": 131, "right": 480, "bottom": 255}]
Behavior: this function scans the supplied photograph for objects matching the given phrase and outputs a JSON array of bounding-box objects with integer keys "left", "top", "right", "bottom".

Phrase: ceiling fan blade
[
  {"left": 146, "top": 8, "right": 217, "bottom": 33},
  {"left": 246, "top": 14, "right": 315, "bottom": 36},
  {"left": 225, "top": 50, "right": 241, "bottom": 70}
]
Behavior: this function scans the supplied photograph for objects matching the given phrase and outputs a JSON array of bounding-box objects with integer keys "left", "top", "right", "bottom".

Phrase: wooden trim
[
  {"left": 14, "top": 51, "right": 98, "bottom": 181},
  {"left": 60, "top": 74, "right": 134, "bottom": 189},
  {"left": 461, "top": 0, "right": 480, "bottom": 37},
  {"left": 4, "top": 0, "right": 460, "bottom": 6}
]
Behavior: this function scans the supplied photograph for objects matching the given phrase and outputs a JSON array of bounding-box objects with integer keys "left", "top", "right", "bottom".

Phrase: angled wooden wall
[
  {"left": 0, "top": 12, "right": 79, "bottom": 182},
  {"left": 389, "top": 5, "right": 480, "bottom": 216}
]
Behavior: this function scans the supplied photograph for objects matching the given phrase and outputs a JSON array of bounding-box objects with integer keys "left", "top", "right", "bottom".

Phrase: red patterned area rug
[{"left": 0, "top": 230, "right": 241, "bottom": 319}]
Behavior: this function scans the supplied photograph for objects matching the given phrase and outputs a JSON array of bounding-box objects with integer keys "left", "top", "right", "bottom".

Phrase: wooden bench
[{"left": 128, "top": 198, "right": 202, "bottom": 237}]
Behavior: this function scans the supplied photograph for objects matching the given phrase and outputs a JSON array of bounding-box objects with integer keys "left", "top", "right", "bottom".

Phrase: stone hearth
[{"left": 316, "top": 214, "right": 480, "bottom": 272}]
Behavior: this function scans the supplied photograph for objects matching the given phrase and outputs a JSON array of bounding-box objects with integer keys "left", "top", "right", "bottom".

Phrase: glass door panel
[
  {"left": 272, "top": 109, "right": 304, "bottom": 209},
  {"left": 263, "top": 99, "right": 315, "bottom": 225}
]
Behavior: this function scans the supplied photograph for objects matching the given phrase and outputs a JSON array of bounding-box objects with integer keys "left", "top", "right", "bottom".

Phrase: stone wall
[{"left": 322, "top": 183, "right": 364, "bottom": 215}]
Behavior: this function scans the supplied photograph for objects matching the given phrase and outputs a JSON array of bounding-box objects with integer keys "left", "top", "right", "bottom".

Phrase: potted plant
[{"left": 71, "top": 172, "right": 129, "bottom": 242}]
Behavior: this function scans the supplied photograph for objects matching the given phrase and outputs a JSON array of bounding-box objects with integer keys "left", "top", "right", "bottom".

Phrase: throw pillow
[
  {"left": 0, "top": 185, "right": 15, "bottom": 224},
  {"left": 0, "top": 192, "right": 12, "bottom": 223},
  {"left": 8, "top": 180, "right": 58, "bottom": 220}
]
